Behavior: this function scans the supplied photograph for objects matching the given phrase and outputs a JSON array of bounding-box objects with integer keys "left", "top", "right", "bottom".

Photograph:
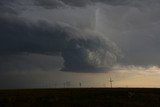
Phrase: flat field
[{"left": 0, "top": 88, "right": 160, "bottom": 107}]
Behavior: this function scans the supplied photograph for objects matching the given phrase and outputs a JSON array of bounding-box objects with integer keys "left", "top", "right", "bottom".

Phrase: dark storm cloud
[
  {"left": 0, "top": 16, "right": 121, "bottom": 72},
  {"left": 1, "top": 0, "right": 160, "bottom": 73}
]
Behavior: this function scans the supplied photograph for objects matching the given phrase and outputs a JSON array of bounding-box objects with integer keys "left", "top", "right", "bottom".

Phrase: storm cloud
[
  {"left": 0, "top": 14, "right": 121, "bottom": 72},
  {"left": 1, "top": 0, "right": 160, "bottom": 73}
]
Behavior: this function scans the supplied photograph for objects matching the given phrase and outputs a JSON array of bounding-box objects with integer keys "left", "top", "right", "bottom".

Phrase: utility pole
[
  {"left": 79, "top": 82, "right": 82, "bottom": 88},
  {"left": 109, "top": 77, "right": 113, "bottom": 88}
]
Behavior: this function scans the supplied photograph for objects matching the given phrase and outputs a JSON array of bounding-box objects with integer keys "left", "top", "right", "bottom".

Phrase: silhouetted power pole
[
  {"left": 79, "top": 82, "right": 82, "bottom": 88},
  {"left": 109, "top": 77, "right": 113, "bottom": 88}
]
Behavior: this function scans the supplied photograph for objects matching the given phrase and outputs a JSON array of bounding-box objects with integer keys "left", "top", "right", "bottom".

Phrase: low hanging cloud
[
  {"left": 0, "top": 15, "right": 121, "bottom": 72},
  {"left": 1, "top": 0, "right": 160, "bottom": 73}
]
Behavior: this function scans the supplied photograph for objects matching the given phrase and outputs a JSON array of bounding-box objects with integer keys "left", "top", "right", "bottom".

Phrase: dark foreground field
[{"left": 0, "top": 88, "right": 160, "bottom": 107}]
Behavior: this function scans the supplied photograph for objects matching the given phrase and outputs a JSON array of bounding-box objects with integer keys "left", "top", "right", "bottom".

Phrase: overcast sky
[{"left": 1, "top": 0, "right": 160, "bottom": 88}]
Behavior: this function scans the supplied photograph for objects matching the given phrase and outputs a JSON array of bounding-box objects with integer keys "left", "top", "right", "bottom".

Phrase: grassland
[{"left": 0, "top": 88, "right": 160, "bottom": 107}]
